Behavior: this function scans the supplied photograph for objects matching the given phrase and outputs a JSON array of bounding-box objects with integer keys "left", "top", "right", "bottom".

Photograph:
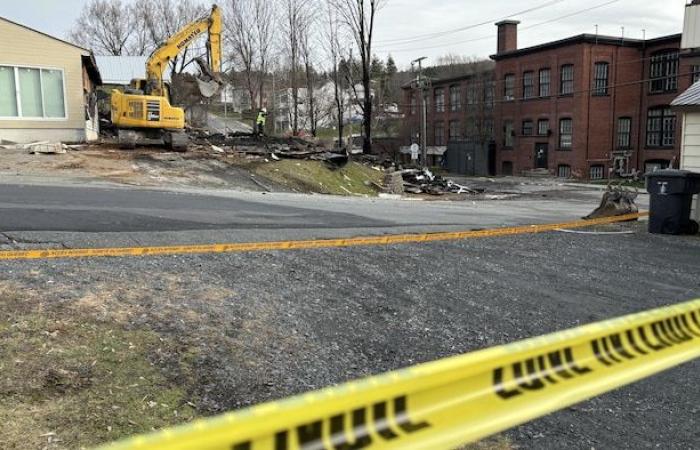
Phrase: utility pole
[{"left": 411, "top": 57, "right": 430, "bottom": 168}]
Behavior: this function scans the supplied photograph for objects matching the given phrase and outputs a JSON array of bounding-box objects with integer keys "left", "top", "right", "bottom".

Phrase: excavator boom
[{"left": 146, "top": 5, "right": 223, "bottom": 97}]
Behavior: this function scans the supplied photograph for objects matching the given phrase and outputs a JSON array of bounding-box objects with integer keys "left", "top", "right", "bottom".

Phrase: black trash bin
[{"left": 645, "top": 169, "right": 700, "bottom": 235}]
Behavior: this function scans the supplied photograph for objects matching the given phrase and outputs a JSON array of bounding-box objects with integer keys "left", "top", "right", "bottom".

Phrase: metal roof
[
  {"left": 95, "top": 56, "right": 171, "bottom": 85},
  {"left": 671, "top": 80, "right": 700, "bottom": 108}
]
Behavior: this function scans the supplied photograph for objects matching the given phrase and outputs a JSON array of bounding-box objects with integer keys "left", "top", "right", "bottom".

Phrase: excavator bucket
[
  {"left": 194, "top": 56, "right": 223, "bottom": 98},
  {"left": 583, "top": 184, "right": 639, "bottom": 220}
]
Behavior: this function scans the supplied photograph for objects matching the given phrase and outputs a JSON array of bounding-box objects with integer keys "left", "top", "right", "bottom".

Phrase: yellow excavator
[{"left": 111, "top": 5, "right": 223, "bottom": 151}]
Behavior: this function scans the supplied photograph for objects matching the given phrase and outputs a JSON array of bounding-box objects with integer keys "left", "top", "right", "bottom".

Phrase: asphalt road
[{"left": 0, "top": 182, "right": 633, "bottom": 249}]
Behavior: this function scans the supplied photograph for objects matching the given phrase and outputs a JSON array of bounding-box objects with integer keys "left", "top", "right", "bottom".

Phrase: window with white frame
[
  {"left": 504, "top": 120, "right": 514, "bottom": 148},
  {"left": 0, "top": 66, "right": 66, "bottom": 119},
  {"left": 434, "top": 88, "right": 445, "bottom": 113},
  {"left": 560, "top": 65, "right": 574, "bottom": 95},
  {"left": 523, "top": 71, "right": 535, "bottom": 99},
  {"left": 557, "top": 164, "right": 572, "bottom": 178},
  {"left": 559, "top": 118, "right": 573, "bottom": 150},
  {"left": 539, "top": 69, "right": 551, "bottom": 97},
  {"left": 590, "top": 165, "right": 605, "bottom": 180}
]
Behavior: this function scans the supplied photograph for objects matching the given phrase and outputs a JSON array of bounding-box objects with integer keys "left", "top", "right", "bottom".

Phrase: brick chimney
[{"left": 496, "top": 20, "right": 520, "bottom": 54}]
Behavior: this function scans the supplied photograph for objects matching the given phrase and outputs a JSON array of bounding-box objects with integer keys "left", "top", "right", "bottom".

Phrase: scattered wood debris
[{"left": 401, "top": 169, "right": 481, "bottom": 195}]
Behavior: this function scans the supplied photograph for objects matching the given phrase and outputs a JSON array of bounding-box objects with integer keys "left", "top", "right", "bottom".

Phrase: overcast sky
[{"left": 0, "top": 0, "right": 688, "bottom": 68}]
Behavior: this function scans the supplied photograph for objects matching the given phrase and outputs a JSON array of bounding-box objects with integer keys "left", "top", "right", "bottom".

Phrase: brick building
[
  {"left": 401, "top": 67, "right": 495, "bottom": 166},
  {"left": 491, "top": 20, "right": 697, "bottom": 179}
]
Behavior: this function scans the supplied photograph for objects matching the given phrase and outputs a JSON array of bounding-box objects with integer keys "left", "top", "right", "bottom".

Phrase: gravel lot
[{"left": 0, "top": 222, "right": 698, "bottom": 449}]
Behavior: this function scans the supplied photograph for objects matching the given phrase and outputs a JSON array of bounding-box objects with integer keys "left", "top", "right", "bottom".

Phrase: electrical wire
[
  {"left": 376, "top": 0, "right": 622, "bottom": 53},
  {"left": 375, "top": 0, "right": 567, "bottom": 46}
]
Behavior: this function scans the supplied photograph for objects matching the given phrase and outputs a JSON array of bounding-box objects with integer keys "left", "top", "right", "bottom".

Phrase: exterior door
[{"left": 535, "top": 143, "right": 548, "bottom": 169}]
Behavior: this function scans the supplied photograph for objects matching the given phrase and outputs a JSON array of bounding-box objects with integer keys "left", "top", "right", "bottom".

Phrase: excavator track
[{"left": 164, "top": 131, "right": 190, "bottom": 152}]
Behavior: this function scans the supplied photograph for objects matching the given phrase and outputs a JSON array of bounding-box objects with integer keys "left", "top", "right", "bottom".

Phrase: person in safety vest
[{"left": 256, "top": 108, "right": 267, "bottom": 137}]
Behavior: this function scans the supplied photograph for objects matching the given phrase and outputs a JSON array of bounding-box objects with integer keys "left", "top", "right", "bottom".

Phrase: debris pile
[
  {"left": 0, "top": 140, "right": 86, "bottom": 154},
  {"left": 583, "top": 185, "right": 639, "bottom": 220},
  {"left": 401, "top": 168, "right": 479, "bottom": 195},
  {"left": 188, "top": 130, "right": 350, "bottom": 168}
]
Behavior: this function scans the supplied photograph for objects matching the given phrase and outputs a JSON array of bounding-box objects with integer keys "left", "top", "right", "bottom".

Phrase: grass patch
[
  {"left": 253, "top": 160, "right": 384, "bottom": 196},
  {"left": 0, "top": 302, "right": 196, "bottom": 449},
  {"left": 457, "top": 435, "right": 513, "bottom": 450}
]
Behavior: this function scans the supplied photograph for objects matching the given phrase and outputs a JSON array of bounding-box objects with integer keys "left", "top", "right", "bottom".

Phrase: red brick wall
[{"left": 493, "top": 36, "right": 688, "bottom": 179}]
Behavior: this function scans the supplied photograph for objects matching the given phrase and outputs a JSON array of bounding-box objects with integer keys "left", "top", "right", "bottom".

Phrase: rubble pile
[
  {"left": 187, "top": 129, "right": 350, "bottom": 168},
  {"left": 401, "top": 169, "right": 479, "bottom": 195}
]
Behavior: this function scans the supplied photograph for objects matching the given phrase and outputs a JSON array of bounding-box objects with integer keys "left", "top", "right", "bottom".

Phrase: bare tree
[
  {"left": 129, "top": 6, "right": 155, "bottom": 56},
  {"left": 68, "top": 0, "right": 133, "bottom": 55},
  {"left": 226, "top": 0, "right": 259, "bottom": 110},
  {"left": 331, "top": 0, "right": 385, "bottom": 153},
  {"left": 323, "top": 3, "right": 346, "bottom": 146},
  {"left": 299, "top": 5, "right": 320, "bottom": 137},
  {"left": 253, "top": 0, "right": 275, "bottom": 110},
  {"left": 281, "top": 0, "right": 312, "bottom": 136},
  {"left": 143, "top": 0, "right": 208, "bottom": 75}
]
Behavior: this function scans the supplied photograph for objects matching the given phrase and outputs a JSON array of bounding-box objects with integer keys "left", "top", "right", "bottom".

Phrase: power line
[
  {"left": 375, "top": 0, "right": 567, "bottom": 46},
  {"left": 376, "top": 0, "right": 621, "bottom": 54}
]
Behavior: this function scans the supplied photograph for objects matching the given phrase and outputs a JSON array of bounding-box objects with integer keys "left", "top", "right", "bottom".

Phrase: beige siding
[
  {"left": 681, "top": 113, "right": 700, "bottom": 172},
  {"left": 0, "top": 18, "right": 87, "bottom": 133},
  {"left": 680, "top": 113, "right": 700, "bottom": 220}
]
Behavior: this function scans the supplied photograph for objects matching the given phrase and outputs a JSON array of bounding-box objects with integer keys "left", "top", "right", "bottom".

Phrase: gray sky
[{"left": 0, "top": 0, "right": 688, "bottom": 68}]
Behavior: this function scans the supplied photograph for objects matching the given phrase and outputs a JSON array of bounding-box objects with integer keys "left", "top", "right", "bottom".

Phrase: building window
[
  {"left": 484, "top": 81, "right": 495, "bottom": 108},
  {"left": 559, "top": 118, "right": 573, "bottom": 150},
  {"left": 650, "top": 51, "right": 679, "bottom": 93},
  {"left": 593, "top": 62, "right": 609, "bottom": 96},
  {"left": 410, "top": 95, "right": 417, "bottom": 115},
  {"left": 434, "top": 88, "right": 445, "bottom": 113},
  {"left": 557, "top": 164, "right": 572, "bottom": 178},
  {"left": 560, "top": 64, "right": 574, "bottom": 95},
  {"left": 646, "top": 107, "right": 676, "bottom": 147},
  {"left": 522, "top": 120, "right": 534, "bottom": 136},
  {"left": 504, "top": 74, "right": 515, "bottom": 101},
  {"left": 483, "top": 118, "right": 494, "bottom": 136},
  {"left": 617, "top": 117, "right": 632, "bottom": 149},
  {"left": 538, "top": 119, "right": 550, "bottom": 136},
  {"left": 504, "top": 120, "right": 514, "bottom": 148},
  {"left": 523, "top": 71, "right": 534, "bottom": 99},
  {"left": 449, "top": 120, "right": 461, "bottom": 140},
  {"left": 0, "top": 65, "right": 66, "bottom": 119},
  {"left": 450, "top": 86, "right": 462, "bottom": 111},
  {"left": 467, "top": 83, "right": 478, "bottom": 105},
  {"left": 645, "top": 159, "right": 670, "bottom": 173},
  {"left": 502, "top": 161, "right": 514, "bottom": 175},
  {"left": 539, "top": 69, "right": 551, "bottom": 97},
  {"left": 590, "top": 165, "right": 605, "bottom": 180},
  {"left": 693, "top": 65, "right": 700, "bottom": 83},
  {"left": 434, "top": 121, "right": 445, "bottom": 146}
]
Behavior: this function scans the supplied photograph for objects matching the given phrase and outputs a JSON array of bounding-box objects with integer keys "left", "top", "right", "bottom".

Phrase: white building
[{"left": 673, "top": 0, "right": 700, "bottom": 220}]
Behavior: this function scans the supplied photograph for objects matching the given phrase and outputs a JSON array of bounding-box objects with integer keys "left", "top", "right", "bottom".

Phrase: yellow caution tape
[
  {"left": 0, "top": 212, "right": 647, "bottom": 261},
  {"left": 98, "top": 298, "right": 700, "bottom": 450}
]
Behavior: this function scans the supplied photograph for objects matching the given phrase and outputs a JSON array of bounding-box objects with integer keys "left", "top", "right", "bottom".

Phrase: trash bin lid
[{"left": 645, "top": 169, "right": 700, "bottom": 179}]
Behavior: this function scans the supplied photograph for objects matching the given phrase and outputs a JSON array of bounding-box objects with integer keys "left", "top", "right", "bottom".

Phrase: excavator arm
[{"left": 145, "top": 4, "right": 223, "bottom": 97}]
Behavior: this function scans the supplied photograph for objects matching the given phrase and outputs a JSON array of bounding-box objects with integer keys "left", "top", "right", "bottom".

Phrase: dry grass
[
  {"left": 457, "top": 435, "right": 513, "bottom": 450},
  {"left": 253, "top": 160, "right": 384, "bottom": 196},
  {"left": 0, "top": 291, "right": 196, "bottom": 449}
]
